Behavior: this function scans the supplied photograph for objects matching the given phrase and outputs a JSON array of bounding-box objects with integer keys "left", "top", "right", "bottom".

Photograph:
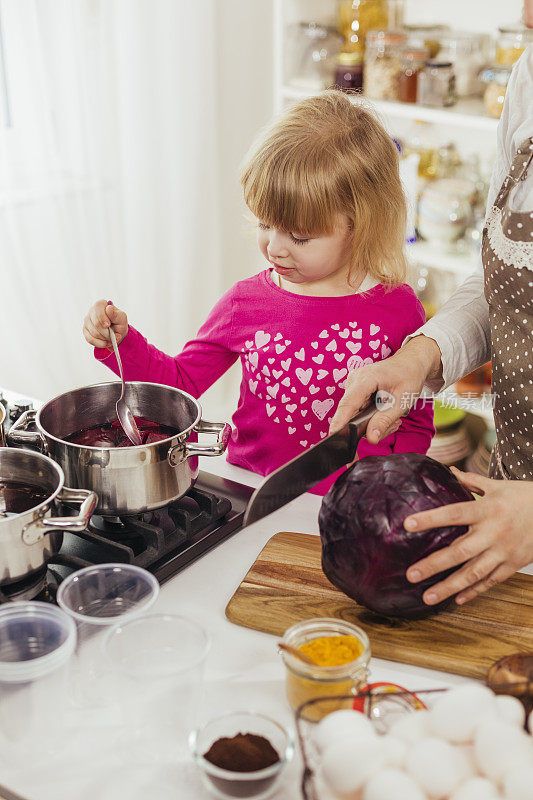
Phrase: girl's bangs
[{"left": 243, "top": 156, "right": 339, "bottom": 236}]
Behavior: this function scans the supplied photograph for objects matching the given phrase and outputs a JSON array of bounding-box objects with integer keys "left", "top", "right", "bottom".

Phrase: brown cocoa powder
[{"left": 204, "top": 731, "right": 280, "bottom": 772}]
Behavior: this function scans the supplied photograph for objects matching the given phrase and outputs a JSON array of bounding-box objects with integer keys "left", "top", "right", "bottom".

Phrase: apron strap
[{"left": 495, "top": 137, "right": 533, "bottom": 207}]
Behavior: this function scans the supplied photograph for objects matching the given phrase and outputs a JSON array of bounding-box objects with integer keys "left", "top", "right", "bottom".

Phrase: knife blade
[{"left": 242, "top": 397, "right": 376, "bottom": 527}]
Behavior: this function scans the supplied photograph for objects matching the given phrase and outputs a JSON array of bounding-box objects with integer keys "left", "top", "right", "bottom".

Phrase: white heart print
[
  {"left": 286, "top": 404, "right": 297, "bottom": 413},
  {"left": 275, "top": 344, "right": 286, "bottom": 355},
  {"left": 255, "top": 331, "right": 271, "bottom": 348},
  {"left": 370, "top": 324, "right": 380, "bottom": 336},
  {"left": 317, "top": 369, "right": 328, "bottom": 380},
  {"left": 312, "top": 354, "right": 324, "bottom": 364},
  {"left": 346, "top": 341, "right": 361, "bottom": 355},
  {"left": 249, "top": 352, "right": 258, "bottom": 369},
  {"left": 309, "top": 385, "right": 320, "bottom": 395},
  {"left": 295, "top": 349, "right": 305, "bottom": 361},
  {"left": 325, "top": 340, "right": 337, "bottom": 352},
  {"left": 274, "top": 333, "right": 283, "bottom": 341},
  {"left": 266, "top": 383, "right": 279, "bottom": 399},
  {"left": 312, "top": 398, "right": 334, "bottom": 421},
  {"left": 249, "top": 379, "right": 258, "bottom": 394},
  {"left": 296, "top": 368, "right": 312, "bottom": 386}
]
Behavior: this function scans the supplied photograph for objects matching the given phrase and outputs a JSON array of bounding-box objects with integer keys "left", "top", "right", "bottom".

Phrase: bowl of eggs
[{"left": 296, "top": 683, "right": 533, "bottom": 800}]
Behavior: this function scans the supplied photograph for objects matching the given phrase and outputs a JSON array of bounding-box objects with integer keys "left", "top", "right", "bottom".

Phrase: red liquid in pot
[{"left": 65, "top": 417, "right": 179, "bottom": 448}]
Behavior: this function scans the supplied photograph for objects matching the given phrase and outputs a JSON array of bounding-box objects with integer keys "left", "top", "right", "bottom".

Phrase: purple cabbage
[{"left": 319, "top": 454, "right": 475, "bottom": 619}]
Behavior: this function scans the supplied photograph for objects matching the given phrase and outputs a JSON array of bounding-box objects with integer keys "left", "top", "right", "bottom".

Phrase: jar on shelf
[
  {"left": 285, "top": 22, "right": 343, "bottom": 91},
  {"left": 337, "top": 0, "right": 389, "bottom": 55},
  {"left": 437, "top": 31, "right": 489, "bottom": 97},
  {"left": 334, "top": 51, "right": 364, "bottom": 91},
  {"left": 398, "top": 45, "right": 429, "bottom": 103},
  {"left": 363, "top": 29, "right": 406, "bottom": 101},
  {"left": 417, "top": 59, "right": 456, "bottom": 107},
  {"left": 404, "top": 23, "right": 448, "bottom": 58},
  {"left": 418, "top": 178, "right": 476, "bottom": 247},
  {"left": 401, "top": 119, "right": 440, "bottom": 182},
  {"left": 480, "top": 65, "right": 512, "bottom": 119},
  {"left": 496, "top": 25, "right": 533, "bottom": 66}
]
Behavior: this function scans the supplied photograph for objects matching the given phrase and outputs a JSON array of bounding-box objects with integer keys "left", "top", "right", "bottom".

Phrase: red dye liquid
[{"left": 65, "top": 417, "right": 179, "bottom": 448}]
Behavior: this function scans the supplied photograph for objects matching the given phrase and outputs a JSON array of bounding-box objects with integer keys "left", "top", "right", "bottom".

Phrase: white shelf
[
  {"left": 407, "top": 241, "right": 479, "bottom": 276},
  {"left": 281, "top": 85, "right": 498, "bottom": 133}
]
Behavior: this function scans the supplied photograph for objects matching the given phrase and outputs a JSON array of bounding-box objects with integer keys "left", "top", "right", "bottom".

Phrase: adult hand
[
  {"left": 405, "top": 469, "right": 533, "bottom": 605},
  {"left": 329, "top": 335, "right": 443, "bottom": 443},
  {"left": 83, "top": 299, "right": 129, "bottom": 349}
]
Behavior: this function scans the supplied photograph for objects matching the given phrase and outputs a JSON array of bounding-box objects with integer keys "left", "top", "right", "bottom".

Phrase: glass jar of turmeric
[{"left": 280, "top": 618, "right": 370, "bottom": 722}]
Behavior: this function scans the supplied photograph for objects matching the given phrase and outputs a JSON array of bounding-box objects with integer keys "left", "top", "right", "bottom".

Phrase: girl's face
[{"left": 256, "top": 214, "right": 355, "bottom": 291}]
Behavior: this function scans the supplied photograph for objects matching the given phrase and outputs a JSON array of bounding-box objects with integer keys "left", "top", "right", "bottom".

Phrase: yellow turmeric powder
[{"left": 298, "top": 635, "right": 364, "bottom": 667}]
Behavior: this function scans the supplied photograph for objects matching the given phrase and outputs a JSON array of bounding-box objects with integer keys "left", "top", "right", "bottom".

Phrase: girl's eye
[
  {"left": 290, "top": 232, "right": 310, "bottom": 245},
  {"left": 257, "top": 222, "right": 270, "bottom": 230}
]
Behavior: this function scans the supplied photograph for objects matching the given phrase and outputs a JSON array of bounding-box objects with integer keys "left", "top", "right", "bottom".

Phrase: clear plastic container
[
  {"left": 280, "top": 618, "right": 371, "bottom": 721},
  {"left": 0, "top": 601, "right": 76, "bottom": 759},
  {"left": 57, "top": 563, "right": 160, "bottom": 708},
  {"left": 104, "top": 613, "right": 211, "bottom": 760},
  {"left": 496, "top": 25, "right": 533, "bottom": 66},
  {"left": 364, "top": 29, "right": 406, "bottom": 100},
  {"left": 190, "top": 712, "right": 294, "bottom": 800}
]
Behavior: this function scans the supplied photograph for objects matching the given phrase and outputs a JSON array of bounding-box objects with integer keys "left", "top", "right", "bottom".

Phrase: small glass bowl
[
  {"left": 280, "top": 618, "right": 371, "bottom": 721},
  {"left": 189, "top": 711, "right": 294, "bottom": 799}
]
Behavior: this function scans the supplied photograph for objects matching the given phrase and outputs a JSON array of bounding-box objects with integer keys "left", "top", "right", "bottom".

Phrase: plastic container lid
[{"left": 0, "top": 601, "right": 76, "bottom": 683}]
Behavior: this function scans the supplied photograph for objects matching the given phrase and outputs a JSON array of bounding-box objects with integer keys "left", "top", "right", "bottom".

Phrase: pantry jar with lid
[
  {"left": 496, "top": 25, "right": 533, "bottom": 66},
  {"left": 437, "top": 31, "right": 488, "bottom": 97},
  {"left": 363, "top": 29, "right": 406, "bottom": 101},
  {"left": 398, "top": 45, "right": 429, "bottom": 103},
  {"left": 280, "top": 618, "right": 371, "bottom": 722},
  {"left": 337, "top": 0, "right": 390, "bottom": 55},
  {"left": 285, "top": 22, "right": 343, "bottom": 91},
  {"left": 480, "top": 65, "right": 513, "bottom": 119},
  {"left": 418, "top": 59, "right": 456, "bottom": 107},
  {"left": 334, "top": 51, "right": 364, "bottom": 91},
  {"left": 403, "top": 23, "right": 448, "bottom": 58}
]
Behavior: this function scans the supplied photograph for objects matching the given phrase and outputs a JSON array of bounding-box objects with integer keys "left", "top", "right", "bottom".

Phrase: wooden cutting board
[{"left": 225, "top": 532, "right": 533, "bottom": 680}]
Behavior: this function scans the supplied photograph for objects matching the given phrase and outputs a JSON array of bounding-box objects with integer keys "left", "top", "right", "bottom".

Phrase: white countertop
[{"left": 1, "top": 390, "right": 529, "bottom": 800}]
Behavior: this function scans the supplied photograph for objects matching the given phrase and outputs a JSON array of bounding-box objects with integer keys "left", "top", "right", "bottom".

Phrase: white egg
[
  {"left": 381, "top": 735, "right": 408, "bottom": 769},
  {"left": 503, "top": 764, "right": 533, "bottom": 800},
  {"left": 429, "top": 684, "right": 497, "bottom": 743},
  {"left": 314, "top": 710, "right": 376, "bottom": 754},
  {"left": 449, "top": 776, "right": 501, "bottom": 800},
  {"left": 495, "top": 695, "right": 526, "bottom": 728},
  {"left": 321, "top": 736, "right": 389, "bottom": 798},
  {"left": 362, "top": 768, "right": 427, "bottom": 800},
  {"left": 474, "top": 719, "right": 533, "bottom": 783},
  {"left": 406, "top": 737, "right": 473, "bottom": 798},
  {"left": 389, "top": 711, "right": 431, "bottom": 745}
]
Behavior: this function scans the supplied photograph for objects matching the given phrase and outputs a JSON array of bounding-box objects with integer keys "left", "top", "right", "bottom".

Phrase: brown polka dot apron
[{"left": 483, "top": 137, "right": 533, "bottom": 480}]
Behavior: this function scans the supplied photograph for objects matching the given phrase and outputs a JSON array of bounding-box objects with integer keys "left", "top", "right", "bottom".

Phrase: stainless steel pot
[
  {"left": 8, "top": 381, "right": 231, "bottom": 516},
  {"left": 0, "top": 448, "right": 97, "bottom": 583}
]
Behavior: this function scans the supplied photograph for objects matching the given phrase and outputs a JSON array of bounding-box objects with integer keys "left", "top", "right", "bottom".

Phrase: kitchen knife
[{"left": 242, "top": 395, "right": 377, "bottom": 527}]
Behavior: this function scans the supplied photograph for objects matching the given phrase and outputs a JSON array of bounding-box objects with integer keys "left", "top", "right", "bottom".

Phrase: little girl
[{"left": 84, "top": 91, "right": 434, "bottom": 494}]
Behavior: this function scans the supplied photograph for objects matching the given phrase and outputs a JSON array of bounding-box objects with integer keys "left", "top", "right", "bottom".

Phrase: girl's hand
[
  {"left": 83, "top": 300, "right": 129, "bottom": 349},
  {"left": 404, "top": 469, "right": 533, "bottom": 606}
]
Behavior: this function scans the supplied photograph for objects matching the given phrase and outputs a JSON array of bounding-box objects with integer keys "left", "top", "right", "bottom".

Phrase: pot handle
[
  {"left": 6, "top": 409, "right": 44, "bottom": 450},
  {"left": 167, "top": 420, "right": 232, "bottom": 467},
  {"left": 22, "top": 487, "right": 98, "bottom": 546}
]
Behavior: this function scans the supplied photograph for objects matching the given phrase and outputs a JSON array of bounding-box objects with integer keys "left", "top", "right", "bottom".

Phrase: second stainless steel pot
[
  {"left": 0, "top": 448, "right": 97, "bottom": 583},
  {"left": 8, "top": 381, "right": 231, "bottom": 516}
]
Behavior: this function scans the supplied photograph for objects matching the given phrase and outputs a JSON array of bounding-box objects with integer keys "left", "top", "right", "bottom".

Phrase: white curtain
[{"left": 0, "top": 0, "right": 227, "bottom": 408}]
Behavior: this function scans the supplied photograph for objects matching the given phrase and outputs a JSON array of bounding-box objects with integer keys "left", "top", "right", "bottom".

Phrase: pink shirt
[{"left": 95, "top": 269, "right": 434, "bottom": 494}]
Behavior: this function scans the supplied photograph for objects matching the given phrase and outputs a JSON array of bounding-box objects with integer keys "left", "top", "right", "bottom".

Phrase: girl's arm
[
  {"left": 391, "top": 397, "right": 434, "bottom": 455},
  {"left": 94, "top": 288, "right": 239, "bottom": 399}
]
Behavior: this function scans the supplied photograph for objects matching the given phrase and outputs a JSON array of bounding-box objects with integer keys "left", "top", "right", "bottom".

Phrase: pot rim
[
  {"left": 35, "top": 380, "right": 203, "bottom": 451},
  {"left": 0, "top": 449, "right": 65, "bottom": 524}
]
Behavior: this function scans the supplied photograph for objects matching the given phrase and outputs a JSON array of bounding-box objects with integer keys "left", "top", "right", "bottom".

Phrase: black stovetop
[{"left": 0, "top": 470, "right": 254, "bottom": 603}]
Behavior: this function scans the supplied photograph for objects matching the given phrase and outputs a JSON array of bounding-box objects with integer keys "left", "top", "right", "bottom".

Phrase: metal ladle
[{"left": 108, "top": 326, "right": 142, "bottom": 446}]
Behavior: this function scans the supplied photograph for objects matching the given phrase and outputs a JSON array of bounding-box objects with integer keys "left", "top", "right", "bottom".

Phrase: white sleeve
[{"left": 405, "top": 267, "right": 490, "bottom": 393}]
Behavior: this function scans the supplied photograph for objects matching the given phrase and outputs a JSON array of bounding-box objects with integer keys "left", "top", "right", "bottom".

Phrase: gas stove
[{"left": 1, "top": 393, "right": 253, "bottom": 602}]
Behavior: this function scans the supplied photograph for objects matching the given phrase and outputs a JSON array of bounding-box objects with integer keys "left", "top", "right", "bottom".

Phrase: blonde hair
[{"left": 240, "top": 90, "right": 407, "bottom": 287}]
